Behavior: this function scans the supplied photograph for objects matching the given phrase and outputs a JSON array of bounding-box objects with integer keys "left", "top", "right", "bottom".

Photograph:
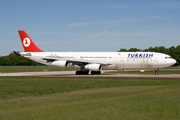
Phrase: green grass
[
  {"left": 0, "top": 66, "right": 78, "bottom": 73},
  {"left": 0, "top": 77, "right": 179, "bottom": 99},
  {"left": 0, "top": 77, "right": 180, "bottom": 120}
]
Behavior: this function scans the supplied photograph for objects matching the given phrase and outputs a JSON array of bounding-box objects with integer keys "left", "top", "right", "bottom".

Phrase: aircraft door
[
  {"left": 118, "top": 53, "right": 126, "bottom": 68},
  {"left": 154, "top": 54, "right": 159, "bottom": 62},
  {"left": 119, "top": 54, "right": 125, "bottom": 62}
]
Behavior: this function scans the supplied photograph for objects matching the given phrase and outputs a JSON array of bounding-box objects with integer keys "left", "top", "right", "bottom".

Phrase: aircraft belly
[{"left": 102, "top": 65, "right": 119, "bottom": 70}]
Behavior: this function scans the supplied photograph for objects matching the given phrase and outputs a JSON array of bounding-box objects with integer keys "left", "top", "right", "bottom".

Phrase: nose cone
[
  {"left": 172, "top": 59, "right": 177, "bottom": 65},
  {"left": 165, "top": 58, "right": 176, "bottom": 67}
]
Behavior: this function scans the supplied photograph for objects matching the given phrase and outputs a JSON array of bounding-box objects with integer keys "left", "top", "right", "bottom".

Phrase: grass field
[{"left": 0, "top": 77, "right": 180, "bottom": 120}]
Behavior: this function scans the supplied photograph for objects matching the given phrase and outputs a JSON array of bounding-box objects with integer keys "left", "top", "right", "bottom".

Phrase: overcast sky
[{"left": 0, "top": 0, "right": 180, "bottom": 56}]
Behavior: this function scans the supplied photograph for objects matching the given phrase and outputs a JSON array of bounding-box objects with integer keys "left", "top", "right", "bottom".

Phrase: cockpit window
[{"left": 165, "top": 57, "right": 172, "bottom": 59}]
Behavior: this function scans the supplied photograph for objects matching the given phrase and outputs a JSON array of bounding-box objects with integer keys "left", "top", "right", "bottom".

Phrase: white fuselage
[{"left": 20, "top": 51, "right": 176, "bottom": 70}]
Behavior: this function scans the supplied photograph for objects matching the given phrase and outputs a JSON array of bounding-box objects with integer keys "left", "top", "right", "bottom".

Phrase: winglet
[{"left": 18, "top": 30, "right": 44, "bottom": 52}]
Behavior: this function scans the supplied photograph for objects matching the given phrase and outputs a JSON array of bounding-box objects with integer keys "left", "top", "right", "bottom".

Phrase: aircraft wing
[
  {"left": 67, "top": 59, "right": 112, "bottom": 65},
  {"left": 42, "top": 57, "right": 112, "bottom": 65}
]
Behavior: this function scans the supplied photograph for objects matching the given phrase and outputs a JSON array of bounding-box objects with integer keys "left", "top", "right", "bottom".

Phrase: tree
[
  {"left": 158, "top": 46, "right": 166, "bottom": 53},
  {"left": 143, "top": 47, "right": 155, "bottom": 52},
  {"left": 0, "top": 53, "right": 40, "bottom": 66},
  {"left": 175, "top": 45, "right": 180, "bottom": 65},
  {"left": 128, "top": 48, "right": 141, "bottom": 52},
  {"left": 168, "top": 46, "right": 176, "bottom": 59},
  {"left": 118, "top": 48, "right": 128, "bottom": 52},
  {"left": 118, "top": 48, "right": 141, "bottom": 52}
]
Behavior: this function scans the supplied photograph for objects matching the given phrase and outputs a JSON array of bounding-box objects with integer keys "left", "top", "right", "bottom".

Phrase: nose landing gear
[{"left": 154, "top": 68, "right": 159, "bottom": 75}]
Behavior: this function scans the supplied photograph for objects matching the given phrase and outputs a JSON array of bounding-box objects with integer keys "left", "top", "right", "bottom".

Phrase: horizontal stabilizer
[{"left": 13, "top": 51, "right": 21, "bottom": 56}]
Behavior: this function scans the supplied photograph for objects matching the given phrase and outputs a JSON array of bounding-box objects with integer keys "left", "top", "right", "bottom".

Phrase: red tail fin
[{"left": 18, "top": 30, "right": 44, "bottom": 52}]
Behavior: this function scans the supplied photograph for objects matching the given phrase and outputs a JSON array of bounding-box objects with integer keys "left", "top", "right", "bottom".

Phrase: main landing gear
[
  {"left": 75, "top": 65, "right": 101, "bottom": 75},
  {"left": 154, "top": 68, "right": 159, "bottom": 75},
  {"left": 76, "top": 65, "right": 89, "bottom": 75},
  {"left": 75, "top": 70, "right": 101, "bottom": 75},
  {"left": 76, "top": 70, "right": 89, "bottom": 75},
  {"left": 91, "top": 71, "right": 101, "bottom": 75}
]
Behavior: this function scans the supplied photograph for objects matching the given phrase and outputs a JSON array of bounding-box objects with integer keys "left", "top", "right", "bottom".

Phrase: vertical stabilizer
[{"left": 18, "top": 30, "right": 44, "bottom": 52}]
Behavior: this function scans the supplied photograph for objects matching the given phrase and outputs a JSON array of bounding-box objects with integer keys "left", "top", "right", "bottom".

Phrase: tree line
[
  {"left": 0, "top": 53, "right": 40, "bottom": 66},
  {"left": 0, "top": 45, "right": 180, "bottom": 66}
]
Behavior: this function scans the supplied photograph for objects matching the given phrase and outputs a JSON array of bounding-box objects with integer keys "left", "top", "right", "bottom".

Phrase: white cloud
[
  {"left": 34, "top": 32, "right": 94, "bottom": 35},
  {"left": 69, "top": 22, "right": 96, "bottom": 27},
  {"left": 145, "top": 15, "right": 173, "bottom": 20},
  {"left": 159, "top": 2, "right": 180, "bottom": 9},
  {"left": 69, "top": 16, "right": 172, "bottom": 27},
  {"left": 69, "top": 19, "right": 142, "bottom": 27}
]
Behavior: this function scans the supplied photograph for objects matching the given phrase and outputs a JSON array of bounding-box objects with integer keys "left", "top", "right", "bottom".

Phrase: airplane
[{"left": 14, "top": 30, "right": 176, "bottom": 75}]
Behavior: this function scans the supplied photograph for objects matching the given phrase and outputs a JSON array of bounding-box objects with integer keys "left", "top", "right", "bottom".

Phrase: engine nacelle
[
  {"left": 51, "top": 61, "right": 68, "bottom": 68},
  {"left": 85, "top": 64, "right": 102, "bottom": 71}
]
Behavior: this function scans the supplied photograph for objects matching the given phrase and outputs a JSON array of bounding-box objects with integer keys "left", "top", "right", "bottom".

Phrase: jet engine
[
  {"left": 85, "top": 64, "right": 102, "bottom": 71},
  {"left": 51, "top": 61, "right": 68, "bottom": 68}
]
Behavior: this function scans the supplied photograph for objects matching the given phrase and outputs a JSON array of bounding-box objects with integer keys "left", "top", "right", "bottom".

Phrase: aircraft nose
[
  {"left": 172, "top": 59, "right": 177, "bottom": 64},
  {"left": 166, "top": 58, "right": 176, "bottom": 66}
]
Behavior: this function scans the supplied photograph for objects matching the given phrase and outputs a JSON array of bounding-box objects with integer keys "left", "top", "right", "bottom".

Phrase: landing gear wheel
[
  {"left": 91, "top": 71, "right": 101, "bottom": 75},
  {"left": 154, "top": 71, "right": 158, "bottom": 75},
  {"left": 76, "top": 70, "right": 89, "bottom": 75},
  {"left": 154, "top": 68, "right": 158, "bottom": 75}
]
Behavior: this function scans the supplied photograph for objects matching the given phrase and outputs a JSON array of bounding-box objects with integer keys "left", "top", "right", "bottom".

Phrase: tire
[
  {"left": 76, "top": 71, "right": 89, "bottom": 75},
  {"left": 154, "top": 71, "right": 158, "bottom": 75},
  {"left": 91, "top": 71, "right": 101, "bottom": 75}
]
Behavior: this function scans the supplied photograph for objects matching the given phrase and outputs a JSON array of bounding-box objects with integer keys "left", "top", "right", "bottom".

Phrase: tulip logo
[{"left": 23, "top": 38, "right": 30, "bottom": 47}]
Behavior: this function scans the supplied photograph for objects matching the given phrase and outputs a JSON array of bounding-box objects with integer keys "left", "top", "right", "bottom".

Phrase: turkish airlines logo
[{"left": 23, "top": 38, "right": 31, "bottom": 47}]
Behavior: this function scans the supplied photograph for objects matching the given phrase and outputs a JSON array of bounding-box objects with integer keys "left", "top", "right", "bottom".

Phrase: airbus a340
[{"left": 14, "top": 30, "right": 176, "bottom": 75}]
